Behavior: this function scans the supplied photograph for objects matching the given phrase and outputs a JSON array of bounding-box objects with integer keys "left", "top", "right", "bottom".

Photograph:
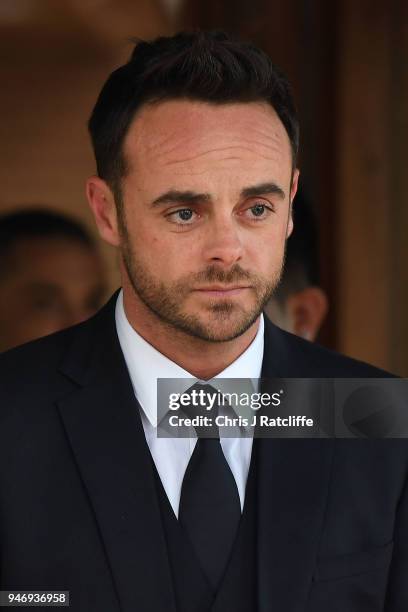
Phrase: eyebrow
[
  {"left": 150, "top": 181, "right": 286, "bottom": 208},
  {"left": 151, "top": 190, "right": 211, "bottom": 207},
  {"left": 241, "top": 182, "right": 286, "bottom": 200}
]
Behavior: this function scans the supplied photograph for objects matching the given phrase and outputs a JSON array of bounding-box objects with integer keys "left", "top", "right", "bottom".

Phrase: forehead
[{"left": 123, "top": 99, "right": 293, "bottom": 181}]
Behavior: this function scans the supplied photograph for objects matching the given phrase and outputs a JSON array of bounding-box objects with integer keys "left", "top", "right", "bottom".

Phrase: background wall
[
  {"left": 0, "top": 0, "right": 172, "bottom": 285},
  {"left": 1, "top": 0, "right": 406, "bottom": 374}
]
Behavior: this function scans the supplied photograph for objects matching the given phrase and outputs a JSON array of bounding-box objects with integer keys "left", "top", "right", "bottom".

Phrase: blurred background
[{"left": 0, "top": 0, "right": 407, "bottom": 374}]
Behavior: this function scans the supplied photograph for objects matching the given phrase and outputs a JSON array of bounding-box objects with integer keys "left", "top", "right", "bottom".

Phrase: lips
[
  {"left": 194, "top": 286, "right": 250, "bottom": 296},
  {"left": 196, "top": 286, "right": 249, "bottom": 291}
]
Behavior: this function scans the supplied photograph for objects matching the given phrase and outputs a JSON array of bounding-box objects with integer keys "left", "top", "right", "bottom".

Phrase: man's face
[
  {"left": 0, "top": 237, "right": 106, "bottom": 351},
  {"left": 117, "top": 100, "right": 297, "bottom": 342}
]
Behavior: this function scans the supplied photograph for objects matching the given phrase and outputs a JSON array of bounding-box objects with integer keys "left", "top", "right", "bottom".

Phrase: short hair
[
  {"left": 0, "top": 208, "right": 94, "bottom": 263},
  {"left": 273, "top": 190, "right": 320, "bottom": 305},
  {"left": 88, "top": 30, "right": 299, "bottom": 205}
]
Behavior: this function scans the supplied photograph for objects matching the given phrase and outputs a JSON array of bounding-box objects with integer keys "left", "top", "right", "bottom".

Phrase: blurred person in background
[
  {"left": 264, "top": 190, "right": 328, "bottom": 341},
  {"left": 0, "top": 208, "right": 106, "bottom": 352}
]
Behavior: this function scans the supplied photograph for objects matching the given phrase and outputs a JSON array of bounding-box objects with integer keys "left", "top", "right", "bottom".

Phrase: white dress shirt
[{"left": 115, "top": 290, "right": 264, "bottom": 516}]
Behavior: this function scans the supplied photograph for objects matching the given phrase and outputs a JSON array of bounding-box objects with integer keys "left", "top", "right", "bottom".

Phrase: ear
[
  {"left": 86, "top": 176, "right": 120, "bottom": 247},
  {"left": 286, "top": 286, "right": 328, "bottom": 341},
  {"left": 286, "top": 168, "right": 299, "bottom": 238}
]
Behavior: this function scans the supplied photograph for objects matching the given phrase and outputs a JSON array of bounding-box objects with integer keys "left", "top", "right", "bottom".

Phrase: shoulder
[
  {"left": 0, "top": 323, "right": 85, "bottom": 441},
  {"left": 0, "top": 291, "right": 119, "bottom": 391},
  {"left": 0, "top": 322, "right": 82, "bottom": 390},
  {"left": 0, "top": 324, "right": 82, "bottom": 460},
  {"left": 0, "top": 308, "right": 114, "bottom": 463},
  {"left": 263, "top": 316, "right": 394, "bottom": 377}
]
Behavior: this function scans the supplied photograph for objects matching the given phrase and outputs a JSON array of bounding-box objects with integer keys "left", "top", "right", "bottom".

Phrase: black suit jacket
[{"left": 0, "top": 292, "right": 407, "bottom": 611}]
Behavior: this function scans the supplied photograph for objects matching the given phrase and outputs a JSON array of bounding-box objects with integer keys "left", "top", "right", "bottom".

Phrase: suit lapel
[
  {"left": 256, "top": 319, "right": 335, "bottom": 612},
  {"left": 57, "top": 294, "right": 177, "bottom": 612}
]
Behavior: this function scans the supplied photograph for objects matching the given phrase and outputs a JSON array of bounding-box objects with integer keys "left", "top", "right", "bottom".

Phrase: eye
[
  {"left": 243, "top": 202, "right": 274, "bottom": 220},
  {"left": 251, "top": 203, "right": 266, "bottom": 216},
  {"left": 166, "top": 208, "right": 199, "bottom": 225}
]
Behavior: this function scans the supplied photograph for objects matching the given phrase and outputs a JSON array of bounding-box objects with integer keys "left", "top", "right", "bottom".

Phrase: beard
[{"left": 120, "top": 225, "right": 284, "bottom": 343}]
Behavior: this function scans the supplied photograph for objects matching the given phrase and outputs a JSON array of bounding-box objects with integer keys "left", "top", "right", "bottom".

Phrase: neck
[{"left": 121, "top": 286, "right": 260, "bottom": 380}]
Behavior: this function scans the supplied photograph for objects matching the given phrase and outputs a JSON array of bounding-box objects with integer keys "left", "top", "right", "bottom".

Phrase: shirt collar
[{"left": 115, "top": 289, "right": 264, "bottom": 427}]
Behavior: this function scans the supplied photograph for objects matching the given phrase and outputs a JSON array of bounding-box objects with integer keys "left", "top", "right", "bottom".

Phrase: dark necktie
[{"left": 178, "top": 384, "right": 241, "bottom": 591}]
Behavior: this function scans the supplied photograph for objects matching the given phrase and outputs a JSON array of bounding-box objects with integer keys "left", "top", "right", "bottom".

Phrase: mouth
[{"left": 194, "top": 286, "right": 251, "bottom": 297}]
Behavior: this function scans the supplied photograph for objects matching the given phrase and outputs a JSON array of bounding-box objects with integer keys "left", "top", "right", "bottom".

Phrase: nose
[{"left": 202, "top": 215, "right": 244, "bottom": 267}]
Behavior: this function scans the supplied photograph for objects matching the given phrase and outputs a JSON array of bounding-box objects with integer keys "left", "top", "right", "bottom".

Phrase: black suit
[{"left": 0, "top": 292, "right": 407, "bottom": 611}]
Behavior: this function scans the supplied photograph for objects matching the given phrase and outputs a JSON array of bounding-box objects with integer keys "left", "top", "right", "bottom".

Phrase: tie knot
[{"left": 183, "top": 383, "right": 222, "bottom": 438}]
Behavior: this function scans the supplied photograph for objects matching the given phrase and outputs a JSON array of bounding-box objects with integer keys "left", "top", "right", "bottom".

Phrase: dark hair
[
  {"left": 273, "top": 190, "right": 320, "bottom": 305},
  {"left": 0, "top": 208, "right": 94, "bottom": 261},
  {"left": 88, "top": 30, "right": 299, "bottom": 205}
]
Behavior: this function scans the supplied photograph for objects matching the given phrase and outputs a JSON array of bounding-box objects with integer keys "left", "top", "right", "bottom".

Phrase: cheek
[
  {"left": 246, "top": 229, "right": 286, "bottom": 267},
  {"left": 132, "top": 225, "right": 199, "bottom": 278}
]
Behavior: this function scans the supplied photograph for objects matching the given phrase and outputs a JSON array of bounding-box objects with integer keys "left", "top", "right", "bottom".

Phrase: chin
[{"left": 190, "top": 310, "right": 260, "bottom": 343}]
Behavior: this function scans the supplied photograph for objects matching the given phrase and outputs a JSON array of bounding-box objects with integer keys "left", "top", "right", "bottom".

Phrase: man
[
  {"left": 264, "top": 190, "right": 328, "bottom": 340},
  {"left": 0, "top": 208, "right": 106, "bottom": 351},
  {"left": 0, "top": 31, "right": 406, "bottom": 612}
]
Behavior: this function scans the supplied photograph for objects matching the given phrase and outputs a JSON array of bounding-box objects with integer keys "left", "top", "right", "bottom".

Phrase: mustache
[{"left": 190, "top": 264, "right": 255, "bottom": 285}]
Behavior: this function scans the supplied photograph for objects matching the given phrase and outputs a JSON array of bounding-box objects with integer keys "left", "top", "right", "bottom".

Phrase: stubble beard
[{"left": 120, "top": 227, "right": 284, "bottom": 343}]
